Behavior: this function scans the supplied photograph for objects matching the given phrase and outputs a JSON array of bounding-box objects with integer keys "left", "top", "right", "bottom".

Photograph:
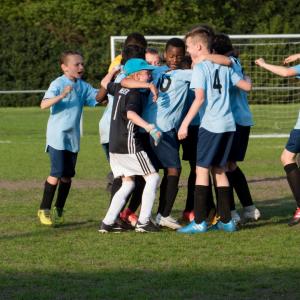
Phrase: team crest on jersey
[{"left": 119, "top": 88, "right": 130, "bottom": 95}]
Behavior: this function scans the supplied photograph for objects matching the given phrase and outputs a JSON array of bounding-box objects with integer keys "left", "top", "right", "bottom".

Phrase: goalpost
[{"left": 111, "top": 34, "right": 300, "bottom": 137}]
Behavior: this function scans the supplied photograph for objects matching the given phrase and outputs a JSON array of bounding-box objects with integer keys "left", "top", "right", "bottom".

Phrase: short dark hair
[
  {"left": 180, "top": 55, "right": 192, "bottom": 69},
  {"left": 212, "top": 33, "right": 234, "bottom": 55},
  {"left": 60, "top": 50, "right": 82, "bottom": 64},
  {"left": 124, "top": 32, "right": 147, "bottom": 49},
  {"left": 165, "top": 38, "right": 185, "bottom": 53},
  {"left": 121, "top": 44, "right": 146, "bottom": 65}
]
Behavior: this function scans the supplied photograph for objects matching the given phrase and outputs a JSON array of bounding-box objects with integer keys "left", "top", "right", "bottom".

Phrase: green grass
[{"left": 1, "top": 107, "right": 300, "bottom": 300}]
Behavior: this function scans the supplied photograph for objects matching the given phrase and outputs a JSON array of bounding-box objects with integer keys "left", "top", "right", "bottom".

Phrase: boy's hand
[
  {"left": 149, "top": 83, "right": 158, "bottom": 102},
  {"left": 62, "top": 85, "right": 73, "bottom": 97},
  {"left": 283, "top": 54, "right": 300, "bottom": 64},
  {"left": 146, "top": 123, "right": 161, "bottom": 146},
  {"left": 177, "top": 125, "right": 188, "bottom": 140},
  {"left": 255, "top": 58, "right": 265, "bottom": 67}
]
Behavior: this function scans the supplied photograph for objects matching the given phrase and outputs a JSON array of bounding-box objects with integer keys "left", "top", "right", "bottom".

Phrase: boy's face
[
  {"left": 133, "top": 70, "right": 152, "bottom": 82},
  {"left": 186, "top": 37, "right": 201, "bottom": 62},
  {"left": 164, "top": 46, "right": 184, "bottom": 70},
  {"left": 61, "top": 54, "right": 84, "bottom": 80},
  {"left": 146, "top": 53, "right": 160, "bottom": 66}
]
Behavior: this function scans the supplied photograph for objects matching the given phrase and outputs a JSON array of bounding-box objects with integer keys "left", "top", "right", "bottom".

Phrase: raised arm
[
  {"left": 255, "top": 58, "right": 297, "bottom": 77},
  {"left": 177, "top": 88, "right": 204, "bottom": 140},
  {"left": 100, "top": 67, "right": 120, "bottom": 90},
  {"left": 40, "top": 85, "right": 72, "bottom": 109}
]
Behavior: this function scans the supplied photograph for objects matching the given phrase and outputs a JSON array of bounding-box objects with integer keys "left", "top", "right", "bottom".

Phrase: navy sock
[
  {"left": 217, "top": 186, "right": 232, "bottom": 223},
  {"left": 194, "top": 185, "right": 210, "bottom": 224},
  {"left": 40, "top": 181, "right": 57, "bottom": 209},
  {"left": 284, "top": 163, "right": 300, "bottom": 207},
  {"left": 55, "top": 181, "right": 71, "bottom": 209}
]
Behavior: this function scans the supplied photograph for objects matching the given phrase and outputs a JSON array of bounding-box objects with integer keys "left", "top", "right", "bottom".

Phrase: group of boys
[{"left": 37, "top": 26, "right": 300, "bottom": 233}]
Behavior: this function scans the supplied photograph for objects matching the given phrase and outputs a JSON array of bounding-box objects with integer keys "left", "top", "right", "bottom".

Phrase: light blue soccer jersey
[
  {"left": 99, "top": 71, "right": 126, "bottom": 144},
  {"left": 229, "top": 57, "right": 254, "bottom": 126},
  {"left": 291, "top": 64, "right": 300, "bottom": 129},
  {"left": 43, "top": 75, "right": 98, "bottom": 153},
  {"left": 190, "top": 61, "right": 242, "bottom": 133},
  {"left": 142, "top": 69, "right": 192, "bottom": 132}
]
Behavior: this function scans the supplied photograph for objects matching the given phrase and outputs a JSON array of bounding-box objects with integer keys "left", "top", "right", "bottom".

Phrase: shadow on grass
[{"left": 0, "top": 268, "right": 299, "bottom": 300}]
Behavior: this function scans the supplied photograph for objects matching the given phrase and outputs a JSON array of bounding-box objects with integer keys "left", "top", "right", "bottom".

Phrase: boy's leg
[
  {"left": 40, "top": 176, "right": 58, "bottom": 209},
  {"left": 184, "top": 161, "right": 196, "bottom": 212},
  {"left": 157, "top": 170, "right": 168, "bottom": 215},
  {"left": 128, "top": 176, "right": 145, "bottom": 212},
  {"left": 138, "top": 173, "right": 160, "bottom": 224},
  {"left": 102, "top": 177, "right": 135, "bottom": 226},
  {"left": 54, "top": 178, "right": 71, "bottom": 209}
]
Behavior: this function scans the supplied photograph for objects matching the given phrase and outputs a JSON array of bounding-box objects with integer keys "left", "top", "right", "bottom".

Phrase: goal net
[{"left": 111, "top": 34, "right": 300, "bottom": 137}]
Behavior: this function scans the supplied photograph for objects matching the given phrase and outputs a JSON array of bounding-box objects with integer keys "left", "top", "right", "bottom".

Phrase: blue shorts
[
  {"left": 228, "top": 124, "right": 250, "bottom": 162},
  {"left": 150, "top": 129, "right": 181, "bottom": 169},
  {"left": 285, "top": 129, "right": 300, "bottom": 153},
  {"left": 47, "top": 146, "right": 78, "bottom": 178},
  {"left": 196, "top": 128, "right": 234, "bottom": 168},
  {"left": 180, "top": 125, "right": 199, "bottom": 162}
]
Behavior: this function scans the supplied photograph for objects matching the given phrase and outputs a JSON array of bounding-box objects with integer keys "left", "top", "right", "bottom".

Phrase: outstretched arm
[
  {"left": 121, "top": 78, "right": 158, "bottom": 101},
  {"left": 195, "top": 54, "right": 231, "bottom": 66},
  {"left": 255, "top": 58, "right": 297, "bottom": 77}
]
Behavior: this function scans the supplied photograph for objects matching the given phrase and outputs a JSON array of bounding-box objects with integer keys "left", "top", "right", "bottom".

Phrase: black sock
[
  {"left": 194, "top": 185, "right": 210, "bottom": 224},
  {"left": 217, "top": 186, "right": 232, "bottom": 223},
  {"left": 284, "top": 163, "right": 300, "bottom": 207},
  {"left": 162, "top": 175, "right": 179, "bottom": 217},
  {"left": 55, "top": 181, "right": 71, "bottom": 209},
  {"left": 185, "top": 169, "right": 196, "bottom": 212},
  {"left": 227, "top": 167, "right": 253, "bottom": 207},
  {"left": 157, "top": 172, "right": 168, "bottom": 215},
  {"left": 206, "top": 177, "right": 216, "bottom": 216},
  {"left": 128, "top": 176, "right": 145, "bottom": 212},
  {"left": 40, "top": 181, "right": 57, "bottom": 209}
]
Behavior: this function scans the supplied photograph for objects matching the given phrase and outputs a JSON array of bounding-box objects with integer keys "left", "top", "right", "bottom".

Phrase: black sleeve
[
  {"left": 125, "top": 91, "right": 142, "bottom": 115},
  {"left": 107, "top": 82, "right": 118, "bottom": 95}
]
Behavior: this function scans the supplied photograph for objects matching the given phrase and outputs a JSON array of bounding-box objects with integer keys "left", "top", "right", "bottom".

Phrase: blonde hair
[{"left": 185, "top": 28, "right": 212, "bottom": 51}]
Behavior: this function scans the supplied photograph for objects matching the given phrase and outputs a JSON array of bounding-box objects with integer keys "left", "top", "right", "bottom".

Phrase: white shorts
[{"left": 109, "top": 151, "right": 156, "bottom": 178}]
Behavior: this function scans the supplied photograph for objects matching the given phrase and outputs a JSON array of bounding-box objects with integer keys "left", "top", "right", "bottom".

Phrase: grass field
[{"left": 1, "top": 107, "right": 300, "bottom": 300}]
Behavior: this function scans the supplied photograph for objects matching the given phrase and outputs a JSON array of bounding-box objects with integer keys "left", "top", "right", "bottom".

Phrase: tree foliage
[{"left": 1, "top": 0, "right": 299, "bottom": 105}]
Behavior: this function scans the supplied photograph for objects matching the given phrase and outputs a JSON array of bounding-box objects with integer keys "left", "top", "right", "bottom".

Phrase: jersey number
[
  {"left": 158, "top": 75, "right": 172, "bottom": 92},
  {"left": 213, "top": 70, "right": 222, "bottom": 94}
]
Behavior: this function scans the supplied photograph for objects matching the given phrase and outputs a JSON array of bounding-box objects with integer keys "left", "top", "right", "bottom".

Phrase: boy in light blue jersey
[
  {"left": 201, "top": 33, "right": 261, "bottom": 224},
  {"left": 177, "top": 28, "right": 252, "bottom": 233},
  {"left": 256, "top": 54, "right": 300, "bottom": 226},
  {"left": 38, "top": 51, "right": 101, "bottom": 226},
  {"left": 121, "top": 38, "right": 191, "bottom": 230}
]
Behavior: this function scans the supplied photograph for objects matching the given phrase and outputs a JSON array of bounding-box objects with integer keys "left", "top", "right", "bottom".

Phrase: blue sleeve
[
  {"left": 190, "top": 64, "right": 206, "bottom": 90},
  {"left": 174, "top": 69, "right": 193, "bottom": 82},
  {"left": 43, "top": 80, "right": 60, "bottom": 99},
  {"left": 83, "top": 82, "right": 98, "bottom": 107},
  {"left": 291, "top": 64, "right": 300, "bottom": 75}
]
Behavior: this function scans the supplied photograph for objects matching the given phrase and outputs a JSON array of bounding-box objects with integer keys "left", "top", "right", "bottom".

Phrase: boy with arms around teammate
[
  {"left": 38, "top": 51, "right": 102, "bottom": 226},
  {"left": 177, "top": 28, "right": 251, "bottom": 233},
  {"left": 255, "top": 54, "right": 300, "bottom": 226},
  {"left": 99, "top": 58, "right": 161, "bottom": 233}
]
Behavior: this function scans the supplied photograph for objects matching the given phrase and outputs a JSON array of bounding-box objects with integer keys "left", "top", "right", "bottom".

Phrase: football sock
[
  {"left": 194, "top": 185, "right": 210, "bottom": 224},
  {"left": 226, "top": 167, "right": 253, "bottom": 207},
  {"left": 284, "top": 163, "right": 300, "bottom": 207},
  {"left": 217, "top": 186, "right": 232, "bottom": 223},
  {"left": 55, "top": 180, "right": 71, "bottom": 209},
  {"left": 138, "top": 173, "right": 160, "bottom": 224},
  {"left": 110, "top": 177, "right": 122, "bottom": 203},
  {"left": 162, "top": 175, "right": 179, "bottom": 217},
  {"left": 157, "top": 172, "right": 168, "bottom": 215},
  {"left": 128, "top": 176, "right": 145, "bottom": 213},
  {"left": 184, "top": 168, "right": 196, "bottom": 212},
  {"left": 40, "top": 181, "right": 57, "bottom": 209},
  {"left": 103, "top": 180, "right": 135, "bottom": 225},
  {"left": 206, "top": 177, "right": 216, "bottom": 216}
]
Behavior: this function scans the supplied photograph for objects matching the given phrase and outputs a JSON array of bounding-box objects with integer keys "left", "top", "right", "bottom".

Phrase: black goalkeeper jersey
[{"left": 107, "top": 82, "right": 145, "bottom": 154}]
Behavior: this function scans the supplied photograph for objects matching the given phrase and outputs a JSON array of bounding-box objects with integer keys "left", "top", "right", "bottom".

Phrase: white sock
[
  {"left": 138, "top": 173, "right": 160, "bottom": 224},
  {"left": 103, "top": 180, "right": 135, "bottom": 225}
]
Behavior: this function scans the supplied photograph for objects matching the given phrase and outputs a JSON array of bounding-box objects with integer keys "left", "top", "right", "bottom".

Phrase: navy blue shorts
[
  {"left": 150, "top": 129, "right": 181, "bottom": 169},
  {"left": 196, "top": 128, "right": 234, "bottom": 168},
  {"left": 180, "top": 125, "right": 199, "bottom": 162},
  {"left": 228, "top": 124, "right": 250, "bottom": 162},
  {"left": 285, "top": 129, "right": 300, "bottom": 153},
  {"left": 47, "top": 146, "right": 78, "bottom": 178}
]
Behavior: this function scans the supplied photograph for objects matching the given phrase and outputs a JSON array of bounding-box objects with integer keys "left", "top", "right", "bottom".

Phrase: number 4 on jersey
[{"left": 213, "top": 69, "right": 222, "bottom": 94}]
